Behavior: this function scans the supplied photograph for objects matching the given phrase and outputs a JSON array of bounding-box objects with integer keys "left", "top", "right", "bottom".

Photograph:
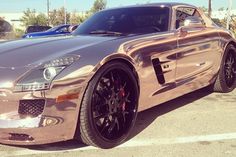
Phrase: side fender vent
[{"left": 152, "top": 58, "right": 165, "bottom": 84}]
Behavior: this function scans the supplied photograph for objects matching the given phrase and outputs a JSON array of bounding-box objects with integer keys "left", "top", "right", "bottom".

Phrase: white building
[{"left": 211, "top": 9, "right": 236, "bottom": 19}]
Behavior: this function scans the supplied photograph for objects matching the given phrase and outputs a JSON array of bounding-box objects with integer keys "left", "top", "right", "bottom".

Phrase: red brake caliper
[{"left": 120, "top": 88, "right": 126, "bottom": 111}]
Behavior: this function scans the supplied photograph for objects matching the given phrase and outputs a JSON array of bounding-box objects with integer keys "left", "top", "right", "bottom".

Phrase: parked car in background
[
  {"left": 0, "top": 20, "right": 13, "bottom": 41},
  {"left": 0, "top": 3, "right": 236, "bottom": 149},
  {"left": 22, "top": 24, "right": 72, "bottom": 38},
  {"left": 69, "top": 25, "right": 79, "bottom": 32},
  {"left": 25, "top": 25, "right": 52, "bottom": 34}
]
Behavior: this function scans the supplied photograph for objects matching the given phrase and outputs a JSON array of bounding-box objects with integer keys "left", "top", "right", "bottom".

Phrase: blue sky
[{"left": 0, "top": 0, "right": 235, "bottom": 13}]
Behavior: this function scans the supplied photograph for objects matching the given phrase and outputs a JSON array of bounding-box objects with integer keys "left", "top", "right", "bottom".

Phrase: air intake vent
[
  {"left": 152, "top": 58, "right": 165, "bottom": 84},
  {"left": 18, "top": 99, "right": 45, "bottom": 117},
  {"left": 9, "top": 133, "right": 34, "bottom": 141}
]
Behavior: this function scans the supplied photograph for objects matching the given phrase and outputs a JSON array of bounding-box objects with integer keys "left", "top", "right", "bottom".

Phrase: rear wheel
[
  {"left": 79, "top": 61, "right": 139, "bottom": 149},
  {"left": 213, "top": 44, "right": 236, "bottom": 92}
]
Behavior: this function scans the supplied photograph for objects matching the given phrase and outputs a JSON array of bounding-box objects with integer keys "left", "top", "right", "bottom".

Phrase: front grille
[{"left": 18, "top": 99, "right": 45, "bottom": 117}]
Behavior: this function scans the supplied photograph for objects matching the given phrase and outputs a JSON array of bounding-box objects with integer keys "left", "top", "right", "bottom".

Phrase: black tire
[
  {"left": 79, "top": 61, "right": 139, "bottom": 149},
  {"left": 213, "top": 44, "right": 236, "bottom": 93}
]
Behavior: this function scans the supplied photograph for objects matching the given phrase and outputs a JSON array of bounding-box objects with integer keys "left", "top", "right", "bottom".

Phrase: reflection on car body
[
  {"left": 0, "top": 3, "right": 236, "bottom": 149},
  {"left": 22, "top": 24, "right": 76, "bottom": 38}
]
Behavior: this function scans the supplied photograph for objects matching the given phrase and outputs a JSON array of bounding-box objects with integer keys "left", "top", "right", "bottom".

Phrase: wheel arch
[
  {"left": 219, "top": 40, "right": 236, "bottom": 65},
  {"left": 226, "top": 40, "right": 236, "bottom": 50},
  {"left": 96, "top": 54, "right": 140, "bottom": 92}
]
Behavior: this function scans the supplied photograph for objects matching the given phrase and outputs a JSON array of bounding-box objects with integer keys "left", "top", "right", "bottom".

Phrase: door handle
[{"left": 196, "top": 62, "right": 206, "bottom": 67}]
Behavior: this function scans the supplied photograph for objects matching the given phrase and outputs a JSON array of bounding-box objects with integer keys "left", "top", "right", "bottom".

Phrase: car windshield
[
  {"left": 46, "top": 25, "right": 65, "bottom": 32},
  {"left": 73, "top": 6, "right": 170, "bottom": 36}
]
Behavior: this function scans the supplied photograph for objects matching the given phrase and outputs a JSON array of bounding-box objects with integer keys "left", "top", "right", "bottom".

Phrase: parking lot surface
[{"left": 0, "top": 88, "right": 235, "bottom": 157}]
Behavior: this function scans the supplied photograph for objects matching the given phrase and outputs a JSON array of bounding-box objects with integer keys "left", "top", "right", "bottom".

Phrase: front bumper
[{"left": 0, "top": 81, "right": 86, "bottom": 145}]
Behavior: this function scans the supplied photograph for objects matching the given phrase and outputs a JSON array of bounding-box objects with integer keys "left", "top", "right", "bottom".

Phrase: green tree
[
  {"left": 70, "top": 11, "right": 86, "bottom": 25},
  {"left": 212, "top": 18, "right": 224, "bottom": 27},
  {"left": 218, "top": 7, "right": 225, "bottom": 11},
  {"left": 211, "top": 8, "right": 236, "bottom": 33},
  {"left": 20, "top": 9, "right": 48, "bottom": 27},
  {"left": 199, "top": 6, "right": 208, "bottom": 13},
  {"left": 37, "top": 14, "right": 48, "bottom": 26},
  {"left": 49, "top": 7, "right": 70, "bottom": 26},
  {"left": 14, "top": 28, "right": 24, "bottom": 38},
  {"left": 90, "top": 0, "right": 107, "bottom": 14}
]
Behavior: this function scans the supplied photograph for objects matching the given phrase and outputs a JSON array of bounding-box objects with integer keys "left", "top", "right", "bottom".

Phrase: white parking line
[
  {"left": 120, "top": 132, "right": 236, "bottom": 147},
  {"left": 1, "top": 132, "right": 236, "bottom": 157}
]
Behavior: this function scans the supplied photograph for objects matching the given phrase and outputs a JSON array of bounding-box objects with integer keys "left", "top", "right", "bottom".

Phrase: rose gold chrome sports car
[{"left": 0, "top": 3, "right": 236, "bottom": 149}]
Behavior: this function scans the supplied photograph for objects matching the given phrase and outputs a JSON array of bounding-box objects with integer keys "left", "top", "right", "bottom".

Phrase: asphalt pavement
[{"left": 0, "top": 87, "right": 235, "bottom": 157}]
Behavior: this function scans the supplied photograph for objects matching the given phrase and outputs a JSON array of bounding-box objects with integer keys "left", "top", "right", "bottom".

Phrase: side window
[
  {"left": 176, "top": 7, "right": 204, "bottom": 29},
  {"left": 57, "top": 26, "right": 69, "bottom": 33}
]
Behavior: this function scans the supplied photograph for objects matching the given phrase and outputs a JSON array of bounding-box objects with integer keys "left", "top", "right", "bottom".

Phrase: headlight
[
  {"left": 43, "top": 67, "right": 63, "bottom": 81},
  {"left": 25, "top": 35, "right": 31, "bottom": 38},
  {"left": 14, "top": 55, "right": 80, "bottom": 92}
]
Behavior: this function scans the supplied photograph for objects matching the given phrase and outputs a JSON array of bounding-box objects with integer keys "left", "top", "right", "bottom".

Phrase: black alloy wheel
[
  {"left": 79, "top": 61, "right": 139, "bottom": 149},
  {"left": 213, "top": 44, "right": 236, "bottom": 92},
  {"left": 224, "top": 50, "right": 236, "bottom": 88}
]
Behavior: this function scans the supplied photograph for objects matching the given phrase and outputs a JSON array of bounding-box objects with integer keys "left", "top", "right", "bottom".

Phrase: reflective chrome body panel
[{"left": 0, "top": 3, "right": 235, "bottom": 145}]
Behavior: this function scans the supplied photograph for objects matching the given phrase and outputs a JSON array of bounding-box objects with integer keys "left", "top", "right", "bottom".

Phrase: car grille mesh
[{"left": 18, "top": 99, "right": 45, "bottom": 117}]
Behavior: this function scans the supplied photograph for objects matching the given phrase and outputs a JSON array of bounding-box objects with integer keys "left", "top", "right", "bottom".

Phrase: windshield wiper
[{"left": 89, "top": 30, "right": 124, "bottom": 36}]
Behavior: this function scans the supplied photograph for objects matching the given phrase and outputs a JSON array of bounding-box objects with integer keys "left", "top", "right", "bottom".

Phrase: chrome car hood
[{"left": 0, "top": 35, "right": 118, "bottom": 68}]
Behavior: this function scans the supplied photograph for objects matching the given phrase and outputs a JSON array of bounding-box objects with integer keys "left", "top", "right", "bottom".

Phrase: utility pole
[
  {"left": 47, "top": 0, "right": 50, "bottom": 26},
  {"left": 208, "top": 0, "right": 212, "bottom": 18},
  {"left": 227, "top": 0, "right": 232, "bottom": 30},
  {"left": 64, "top": 0, "right": 67, "bottom": 24}
]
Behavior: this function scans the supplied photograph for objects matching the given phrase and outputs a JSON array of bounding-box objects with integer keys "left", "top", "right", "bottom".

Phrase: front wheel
[
  {"left": 213, "top": 44, "right": 236, "bottom": 92},
  {"left": 79, "top": 61, "right": 139, "bottom": 149}
]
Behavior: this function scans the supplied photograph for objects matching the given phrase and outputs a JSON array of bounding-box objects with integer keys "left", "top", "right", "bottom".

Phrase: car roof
[
  {"left": 138, "top": 2, "right": 195, "bottom": 7},
  {"left": 104, "top": 2, "right": 196, "bottom": 10}
]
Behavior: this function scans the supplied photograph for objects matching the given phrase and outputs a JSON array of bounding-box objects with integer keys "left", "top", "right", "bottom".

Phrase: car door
[
  {"left": 118, "top": 6, "right": 178, "bottom": 110},
  {"left": 128, "top": 31, "right": 178, "bottom": 111},
  {"left": 175, "top": 7, "right": 221, "bottom": 90}
]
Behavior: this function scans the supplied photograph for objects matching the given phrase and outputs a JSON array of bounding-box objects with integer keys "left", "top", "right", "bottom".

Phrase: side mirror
[
  {"left": 183, "top": 16, "right": 205, "bottom": 28},
  {"left": 176, "top": 16, "right": 205, "bottom": 37}
]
